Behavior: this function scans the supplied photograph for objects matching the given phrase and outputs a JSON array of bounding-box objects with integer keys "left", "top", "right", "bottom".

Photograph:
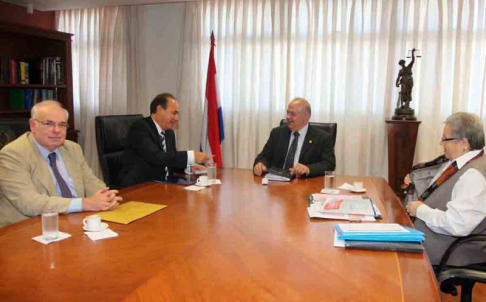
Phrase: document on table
[{"left": 97, "top": 201, "right": 167, "bottom": 224}]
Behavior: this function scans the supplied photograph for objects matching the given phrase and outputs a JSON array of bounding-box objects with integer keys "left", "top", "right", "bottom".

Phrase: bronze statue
[
  {"left": 396, "top": 48, "right": 416, "bottom": 109},
  {"left": 392, "top": 48, "right": 418, "bottom": 120}
]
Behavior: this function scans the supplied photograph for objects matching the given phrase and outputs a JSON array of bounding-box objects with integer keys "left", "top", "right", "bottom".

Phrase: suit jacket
[
  {"left": 119, "top": 117, "right": 188, "bottom": 187},
  {"left": 0, "top": 132, "right": 106, "bottom": 228},
  {"left": 254, "top": 124, "right": 335, "bottom": 177}
]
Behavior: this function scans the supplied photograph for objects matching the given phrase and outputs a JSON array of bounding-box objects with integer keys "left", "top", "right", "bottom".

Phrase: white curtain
[
  {"left": 56, "top": 6, "right": 141, "bottom": 178},
  {"left": 178, "top": 0, "right": 486, "bottom": 179}
]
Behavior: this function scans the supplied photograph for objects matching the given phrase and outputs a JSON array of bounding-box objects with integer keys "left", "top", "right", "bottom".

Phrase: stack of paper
[
  {"left": 265, "top": 167, "right": 294, "bottom": 182},
  {"left": 334, "top": 223, "right": 425, "bottom": 253},
  {"left": 308, "top": 194, "right": 381, "bottom": 221}
]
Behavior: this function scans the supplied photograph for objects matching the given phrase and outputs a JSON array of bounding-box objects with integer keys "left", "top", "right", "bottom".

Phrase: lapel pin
[{"left": 309, "top": 140, "right": 312, "bottom": 144}]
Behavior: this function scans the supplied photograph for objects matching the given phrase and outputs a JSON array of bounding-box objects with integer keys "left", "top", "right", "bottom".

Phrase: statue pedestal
[
  {"left": 392, "top": 108, "right": 416, "bottom": 121},
  {"left": 386, "top": 120, "right": 421, "bottom": 194}
]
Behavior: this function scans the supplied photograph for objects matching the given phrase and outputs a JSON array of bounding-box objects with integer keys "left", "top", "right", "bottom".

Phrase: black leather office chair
[
  {"left": 95, "top": 114, "right": 143, "bottom": 189},
  {"left": 436, "top": 235, "right": 486, "bottom": 302},
  {"left": 280, "top": 119, "right": 337, "bottom": 147}
]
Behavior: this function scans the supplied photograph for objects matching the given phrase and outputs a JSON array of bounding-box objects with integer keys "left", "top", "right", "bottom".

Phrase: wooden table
[{"left": 0, "top": 169, "right": 440, "bottom": 301}]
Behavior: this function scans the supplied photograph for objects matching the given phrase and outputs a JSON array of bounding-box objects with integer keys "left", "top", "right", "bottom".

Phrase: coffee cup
[
  {"left": 83, "top": 215, "right": 101, "bottom": 229},
  {"left": 353, "top": 181, "right": 364, "bottom": 191},
  {"left": 196, "top": 176, "right": 210, "bottom": 186}
]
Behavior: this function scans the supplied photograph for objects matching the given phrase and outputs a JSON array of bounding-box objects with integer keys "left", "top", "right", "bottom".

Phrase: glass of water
[
  {"left": 207, "top": 163, "right": 217, "bottom": 180},
  {"left": 42, "top": 210, "right": 59, "bottom": 241},
  {"left": 324, "top": 171, "right": 335, "bottom": 189}
]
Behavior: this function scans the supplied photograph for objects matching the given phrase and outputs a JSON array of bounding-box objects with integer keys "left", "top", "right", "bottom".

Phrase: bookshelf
[{"left": 0, "top": 21, "right": 77, "bottom": 141}]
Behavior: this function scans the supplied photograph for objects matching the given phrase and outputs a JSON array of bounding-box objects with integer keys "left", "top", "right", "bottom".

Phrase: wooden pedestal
[{"left": 386, "top": 120, "right": 421, "bottom": 194}]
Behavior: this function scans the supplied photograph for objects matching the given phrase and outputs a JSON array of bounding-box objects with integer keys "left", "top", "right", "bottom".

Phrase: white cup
[
  {"left": 353, "top": 181, "right": 364, "bottom": 191},
  {"left": 83, "top": 215, "right": 101, "bottom": 229},
  {"left": 196, "top": 176, "right": 210, "bottom": 186}
]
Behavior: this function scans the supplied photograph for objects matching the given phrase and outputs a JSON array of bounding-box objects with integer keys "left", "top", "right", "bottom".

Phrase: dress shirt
[
  {"left": 417, "top": 149, "right": 486, "bottom": 236},
  {"left": 151, "top": 117, "right": 194, "bottom": 165},
  {"left": 285, "top": 123, "right": 309, "bottom": 168},
  {"left": 33, "top": 139, "right": 82, "bottom": 212}
]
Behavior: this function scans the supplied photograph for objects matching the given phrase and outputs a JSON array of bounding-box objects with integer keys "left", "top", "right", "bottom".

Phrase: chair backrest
[
  {"left": 0, "top": 118, "right": 30, "bottom": 150},
  {"left": 280, "top": 119, "right": 337, "bottom": 147},
  {"left": 95, "top": 114, "right": 143, "bottom": 188}
]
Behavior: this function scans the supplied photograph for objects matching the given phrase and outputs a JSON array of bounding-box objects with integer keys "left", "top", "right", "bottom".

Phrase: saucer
[
  {"left": 350, "top": 188, "right": 367, "bottom": 193},
  {"left": 83, "top": 222, "right": 109, "bottom": 232}
]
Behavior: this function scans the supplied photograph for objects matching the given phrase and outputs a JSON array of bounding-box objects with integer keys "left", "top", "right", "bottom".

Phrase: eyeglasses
[
  {"left": 34, "top": 119, "right": 69, "bottom": 130},
  {"left": 440, "top": 136, "right": 460, "bottom": 143}
]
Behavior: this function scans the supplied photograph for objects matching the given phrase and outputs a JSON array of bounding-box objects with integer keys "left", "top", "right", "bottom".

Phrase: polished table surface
[{"left": 0, "top": 169, "right": 440, "bottom": 301}]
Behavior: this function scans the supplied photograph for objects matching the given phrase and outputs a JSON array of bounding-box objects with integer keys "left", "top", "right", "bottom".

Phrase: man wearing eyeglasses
[
  {"left": 0, "top": 100, "right": 122, "bottom": 228},
  {"left": 403, "top": 112, "right": 486, "bottom": 267}
]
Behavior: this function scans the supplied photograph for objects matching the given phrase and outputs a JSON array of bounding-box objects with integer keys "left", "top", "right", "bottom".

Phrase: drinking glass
[
  {"left": 324, "top": 171, "right": 335, "bottom": 189},
  {"left": 42, "top": 210, "right": 59, "bottom": 240},
  {"left": 207, "top": 163, "right": 217, "bottom": 180}
]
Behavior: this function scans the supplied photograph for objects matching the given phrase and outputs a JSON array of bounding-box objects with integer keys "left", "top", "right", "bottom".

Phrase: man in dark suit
[
  {"left": 253, "top": 98, "right": 335, "bottom": 178},
  {"left": 120, "top": 93, "right": 210, "bottom": 187}
]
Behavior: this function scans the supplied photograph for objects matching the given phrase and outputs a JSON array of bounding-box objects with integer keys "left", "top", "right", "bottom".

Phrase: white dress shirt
[
  {"left": 151, "top": 117, "right": 194, "bottom": 165},
  {"left": 417, "top": 150, "right": 486, "bottom": 236},
  {"left": 285, "top": 123, "right": 309, "bottom": 167}
]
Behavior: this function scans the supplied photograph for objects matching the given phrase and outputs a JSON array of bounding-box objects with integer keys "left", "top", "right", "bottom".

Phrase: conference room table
[{"left": 0, "top": 168, "right": 440, "bottom": 301}]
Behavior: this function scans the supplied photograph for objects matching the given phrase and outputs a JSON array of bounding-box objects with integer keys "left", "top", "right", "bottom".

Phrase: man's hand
[
  {"left": 404, "top": 174, "right": 412, "bottom": 186},
  {"left": 194, "top": 151, "right": 211, "bottom": 164},
  {"left": 82, "top": 188, "right": 122, "bottom": 212},
  {"left": 289, "top": 163, "right": 310, "bottom": 178},
  {"left": 253, "top": 162, "right": 267, "bottom": 176},
  {"left": 405, "top": 201, "right": 423, "bottom": 217},
  {"left": 191, "top": 164, "right": 206, "bottom": 172}
]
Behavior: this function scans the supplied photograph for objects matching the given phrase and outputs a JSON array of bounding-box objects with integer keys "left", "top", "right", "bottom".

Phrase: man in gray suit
[{"left": 0, "top": 101, "right": 122, "bottom": 228}]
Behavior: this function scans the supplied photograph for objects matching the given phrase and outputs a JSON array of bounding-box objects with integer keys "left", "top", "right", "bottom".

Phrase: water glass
[
  {"left": 324, "top": 171, "right": 335, "bottom": 189},
  {"left": 42, "top": 210, "right": 59, "bottom": 241},
  {"left": 207, "top": 163, "right": 217, "bottom": 180}
]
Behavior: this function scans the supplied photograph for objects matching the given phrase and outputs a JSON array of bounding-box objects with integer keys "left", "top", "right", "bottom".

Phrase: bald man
[
  {"left": 0, "top": 101, "right": 122, "bottom": 228},
  {"left": 253, "top": 98, "right": 335, "bottom": 178}
]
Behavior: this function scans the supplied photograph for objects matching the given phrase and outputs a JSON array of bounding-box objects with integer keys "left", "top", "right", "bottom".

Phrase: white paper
[
  {"left": 337, "top": 183, "right": 355, "bottom": 190},
  {"left": 265, "top": 174, "right": 291, "bottom": 182},
  {"left": 307, "top": 208, "right": 376, "bottom": 221},
  {"left": 321, "top": 189, "right": 340, "bottom": 194},
  {"left": 184, "top": 185, "right": 206, "bottom": 191},
  {"left": 32, "top": 231, "right": 71, "bottom": 245},
  {"left": 333, "top": 230, "right": 345, "bottom": 247},
  {"left": 209, "top": 179, "right": 222, "bottom": 185},
  {"left": 84, "top": 229, "right": 118, "bottom": 241},
  {"left": 338, "top": 223, "right": 408, "bottom": 233}
]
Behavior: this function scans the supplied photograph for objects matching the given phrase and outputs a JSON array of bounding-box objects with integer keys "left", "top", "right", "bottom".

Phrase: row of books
[
  {"left": 9, "top": 89, "right": 57, "bottom": 110},
  {"left": 0, "top": 57, "right": 64, "bottom": 85}
]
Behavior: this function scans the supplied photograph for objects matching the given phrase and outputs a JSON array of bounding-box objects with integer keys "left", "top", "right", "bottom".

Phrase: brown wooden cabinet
[{"left": 0, "top": 20, "right": 77, "bottom": 141}]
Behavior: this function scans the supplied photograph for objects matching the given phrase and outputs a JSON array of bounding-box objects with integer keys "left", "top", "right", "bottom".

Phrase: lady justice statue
[{"left": 393, "top": 48, "right": 418, "bottom": 120}]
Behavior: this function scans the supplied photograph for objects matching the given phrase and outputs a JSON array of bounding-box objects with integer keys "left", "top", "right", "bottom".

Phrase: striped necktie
[
  {"left": 160, "top": 131, "right": 169, "bottom": 178},
  {"left": 284, "top": 132, "right": 300, "bottom": 170},
  {"left": 48, "top": 152, "right": 73, "bottom": 198}
]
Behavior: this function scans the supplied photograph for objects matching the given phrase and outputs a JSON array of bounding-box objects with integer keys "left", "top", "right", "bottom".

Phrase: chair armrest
[
  {"left": 437, "top": 234, "right": 486, "bottom": 273},
  {"left": 438, "top": 268, "right": 486, "bottom": 284}
]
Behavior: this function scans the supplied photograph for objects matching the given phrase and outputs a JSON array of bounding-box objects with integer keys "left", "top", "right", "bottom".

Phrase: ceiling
[{"left": 3, "top": 0, "right": 193, "bottom": 11}]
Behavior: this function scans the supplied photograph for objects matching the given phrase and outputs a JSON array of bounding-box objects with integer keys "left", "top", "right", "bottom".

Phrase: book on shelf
[{"left": 0, "top": 57, "right": 63, "bottom": 85}]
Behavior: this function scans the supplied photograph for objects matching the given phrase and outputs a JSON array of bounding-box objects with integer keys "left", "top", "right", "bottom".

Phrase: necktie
[
  {"left": 160, "top": 131, "right": 169, "bottom": 178},
  {"left": 48, "top": 152, "right": 73, "bottom": 198},
  {"left": 284, "top": 132, "right": 300, "bottom": 170}
]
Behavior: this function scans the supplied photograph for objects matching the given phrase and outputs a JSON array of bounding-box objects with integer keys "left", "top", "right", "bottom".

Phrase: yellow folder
[{"left": 97, "top": 201, "right": 167, "bottom": 224}]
